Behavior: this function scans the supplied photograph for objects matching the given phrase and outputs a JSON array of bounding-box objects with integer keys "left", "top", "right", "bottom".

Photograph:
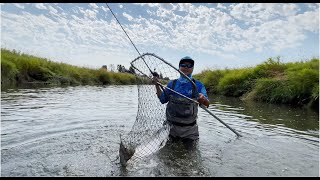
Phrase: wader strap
[{"left": 169, "top": 120, "right": 197, "bottom": 127}]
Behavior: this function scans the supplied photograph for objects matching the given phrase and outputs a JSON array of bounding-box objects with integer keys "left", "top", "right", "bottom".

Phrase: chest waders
[{"left": 166, "top": 79, "right": 199, "bottom": 140}]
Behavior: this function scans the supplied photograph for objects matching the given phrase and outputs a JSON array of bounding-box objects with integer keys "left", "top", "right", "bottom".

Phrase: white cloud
[
  {"left": 55, "top": 5, "right": 63, "bottom": 11},
  {"left": 13, "top": 3, "right": 24, "bottom": 9},
  {"left": 136, "top": 3, "right": 160, "bottom": 8},
  {"left": 288, "top": 10, "right": 319, "bottom": 33},
  {"left": 271, "top": 3, "right": 300, "bottom": 16},
  {"left": 1, "top": 7, "right": 130, "bottom": 61},
  {"left": 123, "top": 12, "right": 133, "bottom": 21},
  {"left": 89, "top": 3, "right": 99, "bottom": 9},
  {"left": 229, "top": 3, "right": 300, "bottom": 25},
  {"left": 34, "top": 3, "right": 47, "bottom": 10},
  {"left": 79, "top": 8, "right": 98, "bottom": 19},
  {"left": 306, "top": 3, "right": 319, "bottom": 10},
  {"left": 101, "top": 6, "right": 108, "bottom": 13},
  {"left": 217, "top": 3, "right": 226, "bottom": 10},
  {"left": 1, "top": 3, "right": 318, "bottom": 71},
  {"left": 177, "top": 3, "right": 193, "bottom": 12},
  {"left": 48, "top": 5, "right": 58, "bottom": 15}
]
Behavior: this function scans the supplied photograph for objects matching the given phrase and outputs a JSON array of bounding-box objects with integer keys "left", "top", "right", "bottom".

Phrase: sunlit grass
[
  {"left": 1, "top": 48, "right": 136, "bottom": 86},
  {"left": 2, "top": 48, "right": 318, "bottom": 107},
  {"left": 195, "top": 56, "right": 319, "bottom": 107}
]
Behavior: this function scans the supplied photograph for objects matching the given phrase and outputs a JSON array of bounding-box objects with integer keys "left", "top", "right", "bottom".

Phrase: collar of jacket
[{"left": 178, "top": 74, "right": 192, "bottom": 83}]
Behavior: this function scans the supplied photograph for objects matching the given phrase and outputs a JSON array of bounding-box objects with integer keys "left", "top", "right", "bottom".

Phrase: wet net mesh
[{"left": 119, "top": 53, "right": 190, "bottom": 166}]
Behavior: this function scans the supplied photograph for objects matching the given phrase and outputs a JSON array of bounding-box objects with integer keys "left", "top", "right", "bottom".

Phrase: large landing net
[
  {"left": 119, "top": 53, "right": 189, "bottom": 166},
  {"left": 118, "top": 53, "right": 241, "bottom": 167}
]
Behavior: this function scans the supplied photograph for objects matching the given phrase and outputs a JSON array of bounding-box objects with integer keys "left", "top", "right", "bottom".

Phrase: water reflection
[
  {"left": 1, "top": 85, "right": 318, "bottom": 177},
  {"left": 209, "top": 95, "right": 319, "bottom": 136}
]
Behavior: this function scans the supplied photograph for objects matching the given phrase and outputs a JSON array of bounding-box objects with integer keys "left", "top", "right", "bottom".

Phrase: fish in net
[{"left": 119, "top": 53, "right": 195, "bottom": 166}]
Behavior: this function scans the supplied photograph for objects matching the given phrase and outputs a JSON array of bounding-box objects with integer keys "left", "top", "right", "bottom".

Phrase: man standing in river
[{"left": 152, "top": 56, "right": 210, "bottom": 150}]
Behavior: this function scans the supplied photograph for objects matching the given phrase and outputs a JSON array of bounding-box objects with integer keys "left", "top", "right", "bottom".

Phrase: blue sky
[{"left": 1, "top": 3, "right": 319, "bottom": 74}]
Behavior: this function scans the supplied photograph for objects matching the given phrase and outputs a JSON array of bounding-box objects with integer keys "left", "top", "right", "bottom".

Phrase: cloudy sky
[{"left": 1, "top": 3, "right": 319, "bottom": 74}]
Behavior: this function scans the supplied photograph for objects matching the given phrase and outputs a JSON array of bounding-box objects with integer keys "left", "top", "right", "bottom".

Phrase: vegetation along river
[{"left": 1, "top": 85, "right": 318, "bottom": 176}]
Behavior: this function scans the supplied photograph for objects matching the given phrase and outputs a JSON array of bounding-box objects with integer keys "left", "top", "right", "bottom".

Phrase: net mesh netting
[{"left": 119, "top": 53, "right": 188, "bottom": 166}]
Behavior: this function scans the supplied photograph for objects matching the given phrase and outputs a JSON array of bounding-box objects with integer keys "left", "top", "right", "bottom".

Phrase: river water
[{"left": 1, "top": 85, "right": 319, "bottom": 177}]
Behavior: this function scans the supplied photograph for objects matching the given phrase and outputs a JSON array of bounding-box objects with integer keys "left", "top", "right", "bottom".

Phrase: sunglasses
[{"left": 180, "top": 63, "right": 193, "bottom": 68}]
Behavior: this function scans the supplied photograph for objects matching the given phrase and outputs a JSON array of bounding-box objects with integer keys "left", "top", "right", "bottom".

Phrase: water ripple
[{"left": 1, "top": 86, "right": 318, "bottom": 177}]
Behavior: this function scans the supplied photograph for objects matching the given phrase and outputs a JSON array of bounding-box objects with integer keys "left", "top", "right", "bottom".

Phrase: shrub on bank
[{"left": 200, "top": 57, "right": 319, "bottom": 107}]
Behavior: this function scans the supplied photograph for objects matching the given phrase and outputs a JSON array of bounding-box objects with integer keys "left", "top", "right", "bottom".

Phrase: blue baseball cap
[{"left": 179, "top": 56, "right": 194, "bottom": 66}]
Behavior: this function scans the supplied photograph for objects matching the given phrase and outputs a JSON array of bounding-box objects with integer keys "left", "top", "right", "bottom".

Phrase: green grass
[
  {"left": 194, "top": 57, "right": 319, "bottom": 108},
  {"left": 2, "top": 48, "right": 318, "bottom": 108},
  {"left": 1, "top": 48, "right": 137, "bottom": 86},
  {"left": 217, "top": 68, "right": 256, "bottom": 97}
]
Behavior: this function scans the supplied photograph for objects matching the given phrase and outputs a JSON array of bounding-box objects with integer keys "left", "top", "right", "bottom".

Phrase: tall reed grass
[
  {"left": 194, "top": 57, "right": 319, "bottom": 108},
  {"left": 1, "top": 48, "right": 136, "bottom": 86},
  {"left": 2, "top": 48, "right": 318, "bottom": 108}
]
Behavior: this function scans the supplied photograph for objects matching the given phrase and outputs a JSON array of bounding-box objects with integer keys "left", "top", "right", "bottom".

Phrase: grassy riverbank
[
  {"left": 1, "top": 48, "right": 318, "bottom": 108},
  {"left": 193, "top": 57, "right": 319, "bottom": 108},
  {"left": 1, "top": 48, "right": 137, "bottom": 86}
]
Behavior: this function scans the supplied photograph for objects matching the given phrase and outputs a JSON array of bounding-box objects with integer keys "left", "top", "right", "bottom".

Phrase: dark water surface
[{"left": 1, "top": 85, "right": 319, "bottom": 176}]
